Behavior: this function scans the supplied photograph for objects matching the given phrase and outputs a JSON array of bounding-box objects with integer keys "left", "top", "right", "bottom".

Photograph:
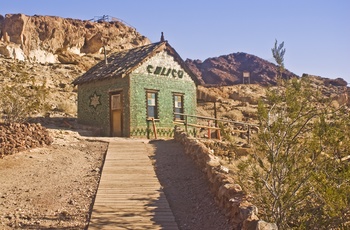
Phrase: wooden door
[{"left": 110, "top": 93, "right": 122, "bottom": 136}]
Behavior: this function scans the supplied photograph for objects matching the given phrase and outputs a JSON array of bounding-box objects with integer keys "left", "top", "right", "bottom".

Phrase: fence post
[
  {"left": 146, "top": 119, "right": 150, "bottom": 139},
  {"left": 185, "top": 115, "right": 188, "bottom": 134},
  {"left": 152, "top": 118, "right": 157, "bottom": 139},
  {"left": 247, "top": 125, "right": 250, "bottom": 144},
  {"left": 208, "top": 120, "right": 211, "bottom": 139}
]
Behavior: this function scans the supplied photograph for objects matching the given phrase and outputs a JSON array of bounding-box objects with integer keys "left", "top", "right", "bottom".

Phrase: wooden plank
[
  {"left": 173, "top": 121, "right": 221, "bottom": 130},
  {"left": 90, "top": 217, "right": 177, "bottom": 223},
  {"left": 89, "top": 140, "right": 178, "bottom": 230}
]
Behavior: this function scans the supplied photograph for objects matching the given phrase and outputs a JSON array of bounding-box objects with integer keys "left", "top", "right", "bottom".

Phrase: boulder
[{"left": 57, "top": 50, "right": 80, "bottom": 65}]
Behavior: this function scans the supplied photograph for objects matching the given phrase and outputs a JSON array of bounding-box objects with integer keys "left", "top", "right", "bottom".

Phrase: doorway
[{"left": 110, "top": 93, "right": 123, "bottom": 136}]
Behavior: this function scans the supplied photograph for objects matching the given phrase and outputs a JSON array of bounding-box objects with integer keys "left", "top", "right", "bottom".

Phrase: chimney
[
  {"left": 103, "top": 46, "right": 108, "bottom": 65},
  {"left": 160, "top": 32, "right": 165, "bottom": 42}
]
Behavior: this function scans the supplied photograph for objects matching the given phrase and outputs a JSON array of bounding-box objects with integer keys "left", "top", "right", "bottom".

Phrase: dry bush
[
  {"left": 0, "top": 62, "right": 49, "bottom": 123},
  {"left": 56, "top": 101, "right": 77, "bottom": 115},
  {"left": 222, "top": 109, "right": 244, "bottom": 121}
]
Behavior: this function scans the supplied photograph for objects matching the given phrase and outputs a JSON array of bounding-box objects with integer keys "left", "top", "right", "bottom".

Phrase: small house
[{"left": 72, "top": 39, "right": 199, "bottom": 137}]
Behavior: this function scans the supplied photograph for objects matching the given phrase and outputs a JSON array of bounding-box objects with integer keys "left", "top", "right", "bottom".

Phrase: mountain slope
[{"left": 186, "top": 52, "right": 298, "bottom": 86}]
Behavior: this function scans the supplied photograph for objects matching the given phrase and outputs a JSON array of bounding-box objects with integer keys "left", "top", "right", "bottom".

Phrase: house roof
[{"left": 72, "top": 41, "right": 201, "bottom": 85}]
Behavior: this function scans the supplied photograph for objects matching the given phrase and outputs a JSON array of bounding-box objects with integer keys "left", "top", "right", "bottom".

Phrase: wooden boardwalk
[{"left": 88, "top": 139, "right": 178, "bottom": 230}]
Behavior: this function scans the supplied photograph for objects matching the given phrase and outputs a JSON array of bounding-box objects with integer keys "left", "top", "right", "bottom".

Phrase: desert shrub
[
  {"left": 219, "top": 122, "right": 234, "bottom": 142},
  {"left": 237, "top": 78, "right": 350, "bottom": 229},
  {"left": 240, "top": 107, "right": 258, "bottom": 120},
  {"left": 223, "top": 109, "right": 244, "bottom": 121},
  {"left": 0, "top": 62, "right": 49, "bottom": 123},
  {"left": 56, "top": 101, "right": 77, "bottom": 115}
]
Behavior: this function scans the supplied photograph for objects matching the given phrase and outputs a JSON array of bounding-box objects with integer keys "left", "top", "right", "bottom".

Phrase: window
[
  {"left": 174, "top": 94, "right": 184, "bottom": 120},
  {"left": 111, "top": 94, "right": 121, "bottom": 110},
  {"left": 147, "top": 91, "right": 158, "bottom": 119}
]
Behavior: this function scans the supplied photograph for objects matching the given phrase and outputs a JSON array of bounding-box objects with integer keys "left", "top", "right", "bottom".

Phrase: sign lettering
[{"left": 147, "top": 65, "right": 184, "bottom": 79}]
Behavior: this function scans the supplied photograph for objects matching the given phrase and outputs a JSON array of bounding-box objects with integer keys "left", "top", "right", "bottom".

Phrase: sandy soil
[
  {"left": 0, "top": 125, "right": 231, "bottom": 229},
  {"left": 0, "top": 129, "right": 108, "bottom": 229}
]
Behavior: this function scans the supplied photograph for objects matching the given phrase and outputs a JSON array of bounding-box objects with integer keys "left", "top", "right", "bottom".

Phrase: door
[{"left": 110, "top": 93, "right": 122, "bottom": 136}]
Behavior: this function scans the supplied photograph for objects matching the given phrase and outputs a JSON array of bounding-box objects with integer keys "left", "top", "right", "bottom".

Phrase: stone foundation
[{"left": 174, "top": 126, "right": 277, "bottom": 230}]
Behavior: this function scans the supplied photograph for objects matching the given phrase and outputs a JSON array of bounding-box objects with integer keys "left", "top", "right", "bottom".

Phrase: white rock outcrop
[{"left": 0, "top": 13, "right": 150, "bottom": 68}]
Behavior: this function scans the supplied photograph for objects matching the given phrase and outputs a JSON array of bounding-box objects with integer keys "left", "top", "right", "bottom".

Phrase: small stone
[
  {"left": 219, "top": 165, "right": 229, "bottom": 174},
  {"left": 92, "top": 168, "right": 100, "bottom": 173},
  {"left": 256, "top": 220, "right": 278, "bottom": 230},
  {"left": 68, "top": 199, "right": 75, "bottom": 205}
]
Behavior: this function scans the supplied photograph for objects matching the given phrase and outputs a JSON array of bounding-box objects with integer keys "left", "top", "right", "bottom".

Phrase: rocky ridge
[
  {"left": 186, "top": 52, "right": 347, "bottom": 87},
  {"left": 0, "top": 13, "right": 150, "bottom": 70}
]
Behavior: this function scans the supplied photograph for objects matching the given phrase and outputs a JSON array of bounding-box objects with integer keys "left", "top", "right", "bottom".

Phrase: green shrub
[{"left": 238, "top": 78, "right": 350, "bottom": 229}]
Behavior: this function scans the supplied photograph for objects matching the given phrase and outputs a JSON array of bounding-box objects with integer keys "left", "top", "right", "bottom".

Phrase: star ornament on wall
[{"left": 90, "top": 92, "right": 101, "bottom": 109}]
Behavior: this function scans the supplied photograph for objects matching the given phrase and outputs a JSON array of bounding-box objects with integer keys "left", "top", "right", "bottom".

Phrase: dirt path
[
  {"left": 0, "top": 126, "right": 231, "bottom": 229},
  {"left": 0, "top": 129, "right": 108, "bottom": 229},
  {"left": 148, "top": 139, "right": 231, "bottom": 230}
]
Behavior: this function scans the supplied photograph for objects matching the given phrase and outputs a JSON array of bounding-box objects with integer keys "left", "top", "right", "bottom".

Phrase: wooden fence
[{"left": 173, "top": 113, "right": 258, "bottom": 143}]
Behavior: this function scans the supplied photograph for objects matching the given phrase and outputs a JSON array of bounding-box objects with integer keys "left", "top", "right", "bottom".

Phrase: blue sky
[{"left": 1, "top": 1, "right": 349, "bottom": 82}]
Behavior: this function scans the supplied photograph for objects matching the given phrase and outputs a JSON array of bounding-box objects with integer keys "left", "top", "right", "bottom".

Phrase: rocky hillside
[
  {"left": 0, "top": 58, "right": 81, "bottom": 117},
  {"left": 186, "top": 52, "right": 298, "bottom": 86},
  {"left": 0, "top": 14, "right": 150, "bottom": 70},
  {"left": 0, "top": 14, "right": 151, "bottom": 118},
  {"left": 197, "top": 76, "right": 349, "bottom": 120}
]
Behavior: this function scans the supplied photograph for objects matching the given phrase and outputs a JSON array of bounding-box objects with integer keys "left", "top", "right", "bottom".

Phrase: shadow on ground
[
  {"left": 149, "top": 139, "right": 231, "bottom": 230},
  {"left": 87, "top": 191, "right": 178, "bottom": 230},
  {"left": 30, "top": 116, "right": 99, "bottom": 136}
]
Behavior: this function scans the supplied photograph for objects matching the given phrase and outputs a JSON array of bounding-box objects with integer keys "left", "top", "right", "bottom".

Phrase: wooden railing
[{"left": 173, "top": 112, "right": 258, "bottom": 143}]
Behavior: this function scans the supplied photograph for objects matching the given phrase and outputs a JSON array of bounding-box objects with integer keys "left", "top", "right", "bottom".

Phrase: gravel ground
[
  {"left": 148, "top": 139, "right": 231, "bottom": 230},
  {"left": 0, "top": 129, "right": 108, "bottom": 229}
]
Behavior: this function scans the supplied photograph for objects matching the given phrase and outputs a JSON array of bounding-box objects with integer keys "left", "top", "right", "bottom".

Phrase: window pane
[
  {"left": 147, "top": 92, "right": 158, "bottom": 118},
  {"left": 111, "top": 94, "right": 121, "bottom": 110},
  {"left": 148, "top": 106, "right": 155, "bottom": 118},
  {"left": 147, "top": 93, "right": 156, "bottom": 106},
  {"left": 174, "top": 95, "right": 182, "bottom": 108},
  {"left": 175, "top": 108, "right": 182, "bottom": 119},
  {"left": 177, "top": 101, "right": 182, "bottom": 108},
  {"left": 174, "top": 94, "right": 184, "bottom": 120}
]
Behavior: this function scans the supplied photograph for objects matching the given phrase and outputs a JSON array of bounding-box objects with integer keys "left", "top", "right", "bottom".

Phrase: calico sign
[{"left": 147, "top": 65, "right": 184, "bottom": 78}]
